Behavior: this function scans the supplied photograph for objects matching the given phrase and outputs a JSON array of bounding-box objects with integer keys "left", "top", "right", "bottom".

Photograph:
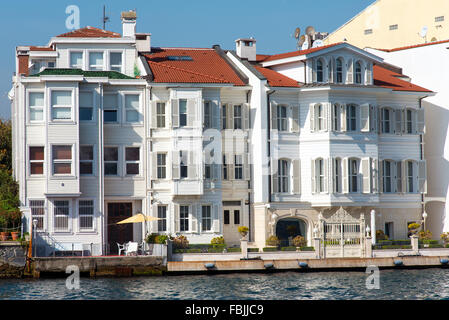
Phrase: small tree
[
  {"left": 418, "top": 230, "right": 432, "bottom": 240},
  {"left": 211, "top": 236, "right": 225, "bottom": 248},
  {"left": 292, "top": 235, "right": 306, "bottom": 248},
  {"left": 173, "top": 235, "right": 189, "bottom": 249},
  {"left": 266, "top": 235, "right": 280, "bottom": 247}
]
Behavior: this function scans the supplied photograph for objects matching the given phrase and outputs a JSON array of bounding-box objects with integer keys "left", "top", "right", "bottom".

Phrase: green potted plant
[
  {"left": 8, "top": 209, "right": 21, "bottom": 241},
  {"left": 0, "top": 216, "right": 8, "bottom": 241},
  {"left": 173, "top": 235, "right": 189, "bottom": 250},
  {"left": 441, "top": 232, "right": 449, "bottom": 247},
  {"left": 418, "top": 230, "right": 432, "bottom": 247},
  {"left": 292, "top": 235, "right": 306, "bottom": 251},
  {"left": 408, "top": 222, "right": 421, "bottom": 236},
  {"left": 265, "top": 235, "right": 280, "bottom": 247},
  {"left": 238, "top": 226, "right": 249, "bottom": 239}
]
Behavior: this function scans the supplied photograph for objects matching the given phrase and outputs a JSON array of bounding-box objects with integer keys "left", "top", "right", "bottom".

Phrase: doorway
[{"left": 107, "top": 202, "right": 133, "bottom": 254}]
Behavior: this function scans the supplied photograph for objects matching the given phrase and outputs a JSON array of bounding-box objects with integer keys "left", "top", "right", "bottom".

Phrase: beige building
[{"left": 324, "top": 0, "right": 449, "bottom": 50}]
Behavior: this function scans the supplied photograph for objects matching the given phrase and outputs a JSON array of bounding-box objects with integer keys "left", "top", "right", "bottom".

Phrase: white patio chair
[
  {"left": 126, "top": 242, "right": 138, "bottom": 256},
  {"left": 117, "top": 242, "right": 127, "bottom": 256}
]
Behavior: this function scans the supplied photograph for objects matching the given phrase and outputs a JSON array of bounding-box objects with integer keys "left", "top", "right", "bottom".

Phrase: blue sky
[{"left": 0, "top": 0, "right": 375, "bottom": 119}]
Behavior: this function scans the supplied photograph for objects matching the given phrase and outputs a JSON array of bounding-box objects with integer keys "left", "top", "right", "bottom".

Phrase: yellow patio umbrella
[{"left": 116, "top": 213, "right": 161, "bottom": 243}]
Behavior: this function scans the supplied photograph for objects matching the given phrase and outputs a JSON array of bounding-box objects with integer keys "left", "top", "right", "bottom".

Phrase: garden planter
[
  {"left": 11, "top": 232, "right": 20, "bottom": 241},
  {"left": 0, "top": 232, "right": 9, "bottom": 241}
]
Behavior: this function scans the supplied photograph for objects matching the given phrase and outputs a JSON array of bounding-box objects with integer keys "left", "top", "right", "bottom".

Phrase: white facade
[
  {"left": 10, "top": 16, "right": 431, "bottom": 255},
  {"left": 367, "top": 42, "right": 448, "bottom": 238}
]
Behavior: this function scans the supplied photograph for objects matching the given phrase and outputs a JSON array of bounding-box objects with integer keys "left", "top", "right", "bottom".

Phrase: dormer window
[
  {"left": 336, "top": 58, "right": 343, "bottom": 83},
  {"left": 355, "top": 61, "right": 362, "bottom": 84},
  {"left": 317, "top": 60, "right": 324, "bottom": 83}
]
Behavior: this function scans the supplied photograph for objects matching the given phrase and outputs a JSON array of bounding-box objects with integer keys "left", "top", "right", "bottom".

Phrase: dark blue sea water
[{"left": 1, "top": 268, "right": 449, "bottom": 300}]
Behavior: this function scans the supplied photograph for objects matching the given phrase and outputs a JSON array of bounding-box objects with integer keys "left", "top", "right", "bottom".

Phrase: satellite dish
[
  {"left": 298, "top": 34, "right": 306, "bottom": 47},
  {"left": 294, "top": 27, "right": 301, "bottom": 39},
  {"left": 306, "top": 26, "right": 316, "bottom": 37},
  {"left": 420, "top": 26, "right": 428, "bottom": 38},
  {"left": 312, "top": 39, "right": 324, "bottom": 48},
  {"left": 301, "top": 35, "right": 310, "bottom": 50}
]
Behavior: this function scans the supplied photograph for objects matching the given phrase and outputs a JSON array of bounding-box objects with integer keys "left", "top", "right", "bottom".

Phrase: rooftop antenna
[{"left": 102, "top": 5, "right": 110, "bottom": 30}]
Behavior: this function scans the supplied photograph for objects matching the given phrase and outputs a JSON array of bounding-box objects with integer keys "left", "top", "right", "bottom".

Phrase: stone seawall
[{"left": 0, "top": 242, "right": 27, "bottom": 278}]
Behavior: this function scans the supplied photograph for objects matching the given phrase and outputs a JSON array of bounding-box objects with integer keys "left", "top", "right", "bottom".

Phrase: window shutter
[
  {"left": 227, "top": 104, "right": 233, "bottom": 130},
  {"left": 221, "top": 103, "right": 227, "bottom": 129},
  {"left": 151, "top": 152, "right": 158, "bottom": 180},
  {"left": 291, "top": 104, "right": 300, "bottom": 133},
  {"left": 311, "top": 159, "right": 316, "bottom": 194},
  {"left": 309, "top": 104, "right": 315, "bottom": 132},
  {"left": 244, "top": 153, "right": 250, "bottom": 180},
  {"left": 372, "top": 159, "right": 379, "bottom": 193},
  {"left": 402, "top": 160, "right": 408, "bottom": 192},
  {"left": 174, "top": 204, "right": 180, "bottom": 233},
  {"left": 379, "top": 160, "right": 384, "bottom": 193},
  {"left": 340, "top": 104, "right": 347, "bottom": 132},
  {"left": 150, "top": 101, "right": 158, "bottom": 129},
  {"left": 190, "top": 204, "right": 198, "bottom": 233},
  {"left": 360, "top": 103, "right": 370, "bottom": 132},
  {"left": 312, "top": 59, "right": 317, "bottom": 83},
  {"left": 292, "top": 159, "right": 301, "bottom": 194},
  {"left": 243, "top": 103, "right": 250, "bottom": 130},
  {"left": 188, "top": 151, "right": 197, "bottom": 179},
  {"left": 362, "top": 157, "right": 371, "bottom": 193},
  {"left": 416, "top": 108, "right": 425, "bottom": 134},
  {"left": 378, "top": 108, "right": 383, "bottom": 133},
  {"left": 328, "top": 57, "right": 334, "bottom": 83},
  {"left": 228, "top": 153, "right": 235, "bottom": 180},
  {"left": 187, "top": 99, "right": 196, "bottom": 127},
  {"left": 342, "top": 158, "right": 349, "bottom": 193},
  {"left": 271, "top": 101, "right": 278, "bottom": 130},
  {"left": 152, "top": 204, "right": 158, "bottom": 233},
  {"left": 369, "top": 105, "right": 377, "bottom": 132},
  {"left": 396, "top": 161, "right": 402, "bottom": 193},
  {"left": 212, "top": 204, "right": 220, "bottom": 233},
  {"left": 366, "top": 63, "right": 373, "bottom": 85},
  {"left": 271, "top": 158, "right": 278, "bottom": 193},
  {"left": 171, "top": 99, "right": 179, "bottom": 128},
  {"left": 395, "top": 109, "right": 403, "bottom": 134},
  {"left": 346, "top": 58, "right": 353, "bottom": 84},
  {"left": 323, "top": 158, "right": 329, "bottom": 193},
  {"left": 322, "top": 103, "right": 329, "bottom": 131},
  {"left": 418, "top": 160, "right": 427, "bottom": 193},
  {"left": 172, "top": 150, "right": 180, "bottom": 180}
]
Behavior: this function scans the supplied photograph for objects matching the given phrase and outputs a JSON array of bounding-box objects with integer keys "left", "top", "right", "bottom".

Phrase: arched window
[
  {"left": 348, "top": 158, "right": 359, "bottom": 193},
  {"left": 317, "top": 59, "right": 324, "bottom": 83},
  {"left": 336, "top": 58, "right": 343, "bottom": 83},
  {"left": 278, "top": 159, "right": 290, "bottom": 193},
  {"left": 355, "top": 61, "right": 362, "bottom": 84},
  {"left": 346, "top": 104, "right": 357, "bottom": 131}
]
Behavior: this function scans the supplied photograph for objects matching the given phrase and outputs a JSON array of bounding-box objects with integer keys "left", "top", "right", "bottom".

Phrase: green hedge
[
  {"left": 378, "top": 240, "right": 411, "bottom": 246},
  {"left": 280, "top": 246, "right": 297, "bottom": 251},
  {"left": 263, "top": 247, "right": 278, "bottom": 252},
  {"left": 299, "top": 246, "right": 315, "bottom": 251},
  {"left": 374, "top": 245, "right": 412, "bottom": 250},
  {"left": 248, "top": 248, "right": 260, "bottom": 252},
  {"left": 419, "top": 244, "right": 444, "bottom": 248},
  {"left": 418, "top": 240, "right": 439, "bottom": 245},
  {"left": 226, "top": 247, "right": 242, "bottom": 253},
  {"left": 173, "top": 248, "right": 202, "bottom": 253}
]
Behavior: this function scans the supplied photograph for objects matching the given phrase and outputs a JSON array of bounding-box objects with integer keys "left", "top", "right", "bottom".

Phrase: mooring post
[
  {"left": 314, "top": 237, "right": 321, "bottom": 259},
  {"left": 411, "top": 235, "right": 419, "bottom": 254},
  {"left": 241, "top": 237, "right": 248, "bottom": 259},
  {"left": 365, "top": 236, "right": 373, "bottom": 257}
]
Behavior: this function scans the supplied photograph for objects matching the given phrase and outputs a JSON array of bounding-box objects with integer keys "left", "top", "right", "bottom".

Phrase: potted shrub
[
  {"left": 292, "top": 235, "right": 306, "bottom": 251},
  {"left": 265, "top": 235, "right": 280, "bottom": 247},
  {"left": 376, "top": 230, "right": 389, "bottom": 241},
  {"left": 0, "top": 216, "right": 8, "bottom": 241},
  {"left": 418, "top": 230, "right": 432, "bottom": 247},
  {"left": 238, "top": 226, "right": 249, "bottom": 239},
  {"left": 408, "top": 223, "right": 421, "bottom": 236},
  {"left": 8, "top": 209, "right": 21, "bottom": 241},
  {"left": 441, "top": 232, "right": 449, "bottom": 246},
  {"left": 173, "top": 235, "right": 189, "bottom": 250}
]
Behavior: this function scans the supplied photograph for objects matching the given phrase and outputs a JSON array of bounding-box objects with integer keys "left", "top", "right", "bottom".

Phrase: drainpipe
[
  {"left": 419, "top": 95, "right": 429, "bottom": 221},
  {"left": 246, "top": 90, "right": 252, "bottom": 242},
  {"left": 267, "top": 89, "right": 276, "bottom": 203},
  {"left": 99, "top": 83, "right": 104, "bottom": 255}
]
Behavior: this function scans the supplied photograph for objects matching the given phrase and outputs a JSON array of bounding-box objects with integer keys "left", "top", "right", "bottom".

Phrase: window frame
[
  {"left": 78, "top": 199, "right": 95, "bottom": 232},
  {"left": 179, "top": 205, "right": 189, "bottom": 232},
  {"left": 125, "top": 146, "right": 140, "bottom": 176},
  {"left": 383, "top": 160, "right": 393, "bottom": 193},
  {"left": 156, "top": 102, "right": 166, "bottom": 128},
  {"left": 406, "top": 160, "right": 414, "bottom": 193},
  {"left": 348, "top": 158, "right": 360, "bottom": 193},
  {"left": 201, "top": 205, "right": 212, "bottom": 232},
  {"left": 51, "top": 144, "right": 73, "bottom": 176},
  {"left": 80, "top": 145, "right": 94, "bottom": 176},
  {"left": 277, "top": 105, "right": 288, "bottom": 132},
  {"left": 157, "top": 205, "right": 167, "bottom": 232},
  {"left": 30, "top": 199, "right": 46, "bottom": 231},
  {"left": 233, "top": 105, "right": 242, "bottom": 130},
  {"left": 334, "top": 158, "right": 342, "bottom": 193},
  {"left": 316, "top": 158, "right": 325, "bottom": 193},
  {"left": 346, "top": 104, "right": 358, "bottom": 132},
  {"left": 317, "top": 59, "right": 324, "bottom": 83},
  {"left": 88, "top": 51, "right": 105, "bottom": 71},
  {"left": 355, "top": 61, "right": 362, "bottom": 84},
  {"left": 336, "top": 58, "right": 344, "bottom": 83},
  {"left": 179, "top": 99, "right": 188, "bottom": 127},
  {"left": 109, "top": 51, "right": 123, "bottom": 73},
  {"left": 79, "top": 90, "right": 94, "bottom": 122},
  {"left": 28, "top": 90, "right": 45, "bottom": 123},
  {"left": 157, "top": 153, "right": 167, "bottom": 179},
  {"left": 382, "top": 107, "right": 392, "bottom": 134},
  {"left": 123, "top": 93, "right": 141, "bottom": 124},
  {"left": 278, "top": 159, "right": 290, "bottom": 193},
  {"left": 53, "top": 199, "right": 71, "bottom": 233},
  {"left": 50, "top": 89, "right": 74, "bottom": 122},
  {"left": 29, "top": 146, "right": 45, "bottom": 176},
  {"left": 203, "top": 101, "right": 212, "bottom": 129},
  {"left": 234, "top": 154, "right": 243, "bottom": 180},
  {"left": 103, "top": 92, "right": 119, "bottom": 124},
  {"left": 104, "top": 146, "right": 119, "bottom": 176},
  {"left": 69, "top": 51, "right": 84, "bottom": 69}
]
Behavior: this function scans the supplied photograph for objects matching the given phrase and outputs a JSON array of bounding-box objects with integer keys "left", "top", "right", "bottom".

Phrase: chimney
[
  {"left": 235, "top": 38, "right": 256, "bottom": 61},
  {"left": 136, "top": 33, "right": 151, "bottom": 52},
  {"left": 16, "top": 47, "right": 30, "bottom": 76},
  {"left": 121, "top": 10, "right": 137, "bottom": 38}
]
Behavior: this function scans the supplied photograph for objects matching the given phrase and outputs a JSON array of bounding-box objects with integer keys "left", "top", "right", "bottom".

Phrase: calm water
[{"left": 1, "top": 269, "right": 449, "bottom": 300}]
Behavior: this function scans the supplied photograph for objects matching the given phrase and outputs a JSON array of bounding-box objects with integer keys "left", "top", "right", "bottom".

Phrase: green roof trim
[{"left": 29, "top": 68, "right": 137, "bottom": 79}]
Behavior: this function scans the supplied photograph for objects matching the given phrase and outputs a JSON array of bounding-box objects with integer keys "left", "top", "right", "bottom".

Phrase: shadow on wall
[{"left": 423, "top": 100, "right": 449, "bottom": 236}]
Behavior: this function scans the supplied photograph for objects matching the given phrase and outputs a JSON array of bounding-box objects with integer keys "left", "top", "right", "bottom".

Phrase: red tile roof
[
  {"left": 375, "top": 39, "right": 449, "bottom": 52},
  {"left": 373, "top": 65, "right": 432, "bottom": 93},
  {"left": 143, "top": 48, "right": 246, "bottom": 86},
  {"left": 254, "top": 66, "right": 300, "bottom": 88},
  {"left": 262, "top": 43, "right": 343, "bottom": 62},
  {"left": 56, "top": 26, "right": 121, "bottom": 38},
  {"left": 29, "top": 46, "right": 55, "bottom": 51}
]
